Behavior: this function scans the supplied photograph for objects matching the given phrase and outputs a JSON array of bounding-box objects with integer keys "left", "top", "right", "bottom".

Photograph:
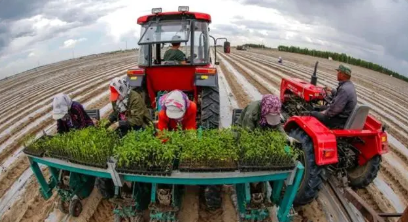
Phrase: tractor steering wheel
[{"left": 320, "top": 87, "right": 332, "bottom": 106}]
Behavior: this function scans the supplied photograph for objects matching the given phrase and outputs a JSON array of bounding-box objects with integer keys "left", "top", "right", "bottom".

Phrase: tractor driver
[
  {"left": 163, "top": 35, "right": 186, "bottom": 65},
  {"left": 311, "top": 64, "right": 357, "bottom": 128},
  {"left": 157, "top": 90, "right": 197, "bottom": 131}
]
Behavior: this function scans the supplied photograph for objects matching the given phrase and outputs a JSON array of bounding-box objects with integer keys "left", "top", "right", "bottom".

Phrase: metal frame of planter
[{"left": 27, "top": 154, "right": 303, "bottom": 222}]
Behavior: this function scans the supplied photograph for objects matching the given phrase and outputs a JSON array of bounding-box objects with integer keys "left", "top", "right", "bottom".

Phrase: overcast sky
[{"left": 0, "top": 0, "right": 407, "bottom": 79}]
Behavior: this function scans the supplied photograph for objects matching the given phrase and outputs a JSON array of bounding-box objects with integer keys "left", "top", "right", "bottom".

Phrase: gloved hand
[
  {"left": 118, "top": 120, "right": 130, "bottom": 129},
  {"left": 286, "top": 136, "right": 299, "bottom": 146},
  {"left": 108, "top": 113, "right": 116, "bottom": 124}
]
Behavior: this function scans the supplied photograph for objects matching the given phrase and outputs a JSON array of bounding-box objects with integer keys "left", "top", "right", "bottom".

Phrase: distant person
[
  {"left": 52, "top": 93, "right": 94, "bottom": 134},
  {"left": 311, "top": 64, "right": 357, "bottom": 128},
  {"left": 157, "top": 90, "right": 197, "bottom": 131},
  {"left": 108, "top": 77, "right": 151, "bottom": 136},
  {"left": 278, "top": 56, "right": 282, "bottom": 64},
  {"left": 163, "top": 35, "right": 186, "bottom": 64}
]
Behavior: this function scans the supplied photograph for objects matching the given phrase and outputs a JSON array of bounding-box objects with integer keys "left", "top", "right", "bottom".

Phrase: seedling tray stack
[
  {"left": 23, "top": 146, "right": 45, "bottom": 157},
  {"left": 116, "top": 161, "right": 174, "bottom": 176},
  {"left": 238, "top": 155, "right": 295, "bottom": 172},
  {"left": 178, "top": 159, "right": 237, "bottom": 172}
]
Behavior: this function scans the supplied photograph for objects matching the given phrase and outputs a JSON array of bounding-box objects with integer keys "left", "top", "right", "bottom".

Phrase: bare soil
[{"left": 1, "top": 48, "right": 408, "bottom": 221}]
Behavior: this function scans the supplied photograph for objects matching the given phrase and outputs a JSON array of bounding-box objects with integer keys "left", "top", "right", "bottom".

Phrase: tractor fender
[
  {"left": 126, "top": 75, "right": 144, "bottom": 88},
  {"left": 284, "top": 116, "right": 338, "bottom": 166},
  {"left": 195, "top": 73, "right": 218, "bottom": 87}
]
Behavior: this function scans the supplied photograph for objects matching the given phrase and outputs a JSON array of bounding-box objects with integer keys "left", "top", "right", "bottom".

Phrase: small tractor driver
[
  {"left": 163, "top": 35, "right": 186, "bottom": 64},
  {"left": 311, "top": 64, "right": 357, "bottom": 128}
]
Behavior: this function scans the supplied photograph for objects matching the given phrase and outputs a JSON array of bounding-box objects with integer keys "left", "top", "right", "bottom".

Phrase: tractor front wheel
[
  {"left": 289, "top": 128, "right": 323, "bottom": 206},
  {"left": 69, "top": 199, "right": 83, "bottom": 217},
  {"left": 200, "top": 87, "right": 220, "bottom": 129},
  {"left": 58, "top": 199, "right": 69, "bottom": 214},
  {"left": 348, "top": 155, "right": 381, "bottom": 188}
]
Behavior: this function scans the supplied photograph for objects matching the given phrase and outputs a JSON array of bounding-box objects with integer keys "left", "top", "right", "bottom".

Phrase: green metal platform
[{"left": 27, "top": 154, "right": 304, "bottom": 222}]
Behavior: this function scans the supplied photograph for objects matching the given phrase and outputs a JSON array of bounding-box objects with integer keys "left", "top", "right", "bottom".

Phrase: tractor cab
[
  {"left": 137, "top": 7, "right": 212, "bottom": 67},
  {"left": 127, "top": 7, "right": 221, "bottom": 129}
]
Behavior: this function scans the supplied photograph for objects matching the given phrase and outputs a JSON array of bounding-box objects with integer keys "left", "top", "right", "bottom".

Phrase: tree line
[
  {"left": 243, "top": 44, "right": 271, "bottom": 49},
  {"left": 277, "top": 45, "right": 408, "bottom": 82}
]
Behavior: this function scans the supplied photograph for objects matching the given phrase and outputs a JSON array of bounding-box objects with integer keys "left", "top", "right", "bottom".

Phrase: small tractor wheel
[
  {"left": 201, "top": 87, "right": 220, "bottom": 129},
  {"left": 289, "top": 128, "right": 323, "bottom": 206},
  {"left": 69, "top": 199, "right": 83, "bottom": 217},
  {"left": 130, "top": 215, "right": 144, "bottom": 222},
  {"left": 58, "top": 199, "right": 70, "bottom": 214},
  {"left": 348, "top": 155, "right": 381, "bottom": 188},
  {"left": 202, "top": 185, "right": 222, "bottom": 210},
  {"left": 114, "top": 214, "right": 122, "bottom": 222},
  {"left": 95, "top": 178, "right": 115, "bottom": 199}
]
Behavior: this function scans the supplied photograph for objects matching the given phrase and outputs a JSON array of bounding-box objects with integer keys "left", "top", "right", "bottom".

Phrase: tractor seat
[{"left": 343, "top": 105, "right": 370, "bottom": 130}]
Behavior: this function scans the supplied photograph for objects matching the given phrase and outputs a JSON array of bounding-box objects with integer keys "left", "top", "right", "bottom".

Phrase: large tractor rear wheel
[
  {"left": 201, "top": 87, "right": 220, "bottom": 129},
  {"left": 347, "top": 155, "right": 381, "bottom": 188},
  {"left": 289, "top": 128, "right": 323, "bottom": 206}
]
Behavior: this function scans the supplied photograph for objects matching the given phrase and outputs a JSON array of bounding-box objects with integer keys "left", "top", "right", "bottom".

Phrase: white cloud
[
  {"left": 62, "top": 38, "right": 87, "bottom": 48},
  {"left": 28, "top": 52, "right": 35, "bottom": 57}
]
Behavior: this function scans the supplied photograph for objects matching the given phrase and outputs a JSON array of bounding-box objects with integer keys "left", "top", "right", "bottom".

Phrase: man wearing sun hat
[
  {"left": 157, "top": 90, "right": 197, "bottom": 131},
  {"left": 311, "top": 64, "right": 357, "bottom": 128}
]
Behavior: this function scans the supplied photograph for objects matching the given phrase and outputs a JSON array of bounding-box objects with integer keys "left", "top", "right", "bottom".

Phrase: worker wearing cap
[
  {"left": 52, "top": 93, "right": 94, "bottom": 134},
  {"left": 157, "top": 90, "right": 197, "bottom": 131},
  {"left": 236, "top": 94, "right": 284, "bottom": 132},
  {"left": 311, "top": 64, "right": 357, "bottom": 128},
  {"left": 163, "top": 35, "right": 186, "bottom": 64},
  {"left": 108, "top": 77, "right": 151, "bottom": 136}
]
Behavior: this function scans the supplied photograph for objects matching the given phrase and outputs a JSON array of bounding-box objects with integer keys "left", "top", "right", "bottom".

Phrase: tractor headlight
[
  {"left": 178, "top": 6, "right": 189, "bottom": 12},
  {"left": 152, "top": 8, "right": 162, "bottom": 14}
]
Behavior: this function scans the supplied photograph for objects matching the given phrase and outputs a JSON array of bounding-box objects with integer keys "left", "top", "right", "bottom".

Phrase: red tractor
[
  {"left": 280, "top": 62, "right": 389, "bottom": 205},
  {"left": 126, "top": 7, "right": 221, "bottom": 129}
]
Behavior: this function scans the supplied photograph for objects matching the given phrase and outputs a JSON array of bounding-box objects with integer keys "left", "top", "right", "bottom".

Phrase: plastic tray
[
  {"left": 238, "top": 158, "right": 295, "bottom": 172},
  {"left": 116, "top": 162, "right": 173, "bottom": 176},
  {"left": 23, "top": 147, "right": 45, "bottom": 157},
  {"left": 178, "top": 159, "right": 238, "bottom": 172},
  {"left": 47, "top": 152, "right": 108, "bottom": 169}
]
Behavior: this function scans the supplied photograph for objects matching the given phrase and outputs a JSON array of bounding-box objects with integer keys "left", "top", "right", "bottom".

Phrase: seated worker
[
  {"left": 236, "top": 94, "right": 284, "bottom": 132},
  {"left": 157, "top": 90, "right": 197, "bottom": 131},
  {"left": 311, "top": 64, "right": 357, "bottom": 129},
  {"left": 163, "top": 35, "right": 186, "bottom": 64},
  {"left": 108, "top": 77, "right": 151, "bottom": 136},
  {"left": 52, "top": 93, "right": 94, "bottom": 134},
  {"left": 96, "top": 77, "right": 151, "bottom": 200}
]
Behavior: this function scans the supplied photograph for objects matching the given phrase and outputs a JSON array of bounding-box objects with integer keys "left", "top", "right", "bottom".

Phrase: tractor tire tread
[
  {"left": 289, "top": 128, "right": 323, "bottom": 206},
  {"left": 348, "top": 155, "right": 381, "bottom": 189},
  {"left": 69, "top": 199, "right": 82, "bottom": 217},
  {"left": 201, "top": 87, "right": 220, "bottom": 129}
]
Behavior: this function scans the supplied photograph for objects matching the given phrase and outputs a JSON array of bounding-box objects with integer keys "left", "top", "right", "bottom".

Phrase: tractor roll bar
[
  {"left": 209, "top": 35, "right": 228, "bottom": 65},
  {"left": 311, "top": 61, "right": 319, "bottom": 86}
]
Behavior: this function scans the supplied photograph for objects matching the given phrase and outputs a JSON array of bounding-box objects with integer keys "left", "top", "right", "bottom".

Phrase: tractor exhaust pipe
[{"left": 311, "top": 61, "right": 319, "bottom": 86}]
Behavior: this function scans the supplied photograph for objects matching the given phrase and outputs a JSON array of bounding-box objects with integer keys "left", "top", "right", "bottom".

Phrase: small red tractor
[
  {"left": 126, "top": 7, "right": 221, "bottom": 129},
  {"left": 280, "top": 62, "right": 389, "bottom": 205}
]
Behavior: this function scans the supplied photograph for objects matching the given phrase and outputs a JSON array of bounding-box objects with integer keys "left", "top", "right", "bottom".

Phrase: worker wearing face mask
[
  {"left": 52, "top": 93, "right": 94, "bottom": 134},
  {"left": 108, "top": 77, "right": 151, "bottom": 136}
]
